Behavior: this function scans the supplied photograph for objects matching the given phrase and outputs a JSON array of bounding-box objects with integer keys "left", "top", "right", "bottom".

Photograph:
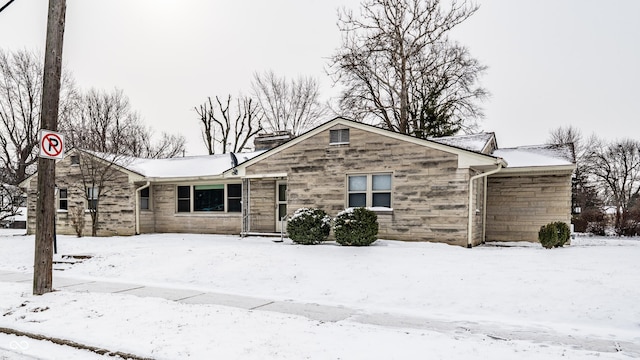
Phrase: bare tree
[
  {"left": 251, "top": 70, "right": 328, "bottom": 135},
  {"left": 329, "top": 0, "right": 487, "bottom": 137},
  {"left": 548, "top": 125, "right": 585, "bottom": 162},
  {"left": 61, "top": 88, "right": 185, "bottom": 236},
  {"left": 548, "top": 126, "right": 604, "bottom": 233},
  {"left": 585, "top": 138, "right": 640, "bottom": 235},
  {"left": 126, "top": 126, "right": 186, "bottom": 159},
  {"left": 72, "top": 150, "right": 128, "bottom": 237},
  {"left": 0, "top": 49, "right": 75, "bottom": 185},
  {"left": 0, "top": 182, "right": 24, "bottom": 224},
  {"left": 195, "top": 95, "right": 263, "bottom": 154},
  {"left": 61, "top": 88, "right": 185, "bottom": 158}
]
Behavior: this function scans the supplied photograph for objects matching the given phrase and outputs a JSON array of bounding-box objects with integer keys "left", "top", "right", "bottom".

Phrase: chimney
[{"left": 254, "top": 130, "right": 295, "bottom": 151}]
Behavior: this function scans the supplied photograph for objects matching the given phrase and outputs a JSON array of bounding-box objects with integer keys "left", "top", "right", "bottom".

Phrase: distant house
[{"left": 20, "top": 117, "right": 575, "bottom": 246}]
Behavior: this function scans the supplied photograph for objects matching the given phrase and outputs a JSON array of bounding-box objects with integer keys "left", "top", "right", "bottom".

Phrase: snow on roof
[
  {"left": 493, "top": 144, "right": 574, "bottom": 168},
  {"left": 429, "top": 132, "right": 495, "bottom": 153},
  {"left": 89, "top": 151, "right": 265, "bottom": 179}
]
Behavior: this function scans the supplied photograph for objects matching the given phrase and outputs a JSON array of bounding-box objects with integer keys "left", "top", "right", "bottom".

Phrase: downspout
[
  {"left": 135, "top": 181, "right": 150, "bottom": 235},
  {"left": 467, "top": 162, "right": 503, "bottom": 248}
]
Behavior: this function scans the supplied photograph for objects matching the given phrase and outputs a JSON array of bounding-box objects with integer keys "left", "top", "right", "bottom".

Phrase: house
[{"left": 20, "top": 117, "right": 575, "bottom": 246}]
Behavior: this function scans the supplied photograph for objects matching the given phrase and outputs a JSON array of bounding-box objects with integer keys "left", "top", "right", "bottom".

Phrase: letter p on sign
[{"left": 39, "top": 130, "right": 65, "bottom": 160}]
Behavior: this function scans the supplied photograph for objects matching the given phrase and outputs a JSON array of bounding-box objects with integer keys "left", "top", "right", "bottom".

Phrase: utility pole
[{"left": 34, "top": 0, "right": 66, "bottom": 295}]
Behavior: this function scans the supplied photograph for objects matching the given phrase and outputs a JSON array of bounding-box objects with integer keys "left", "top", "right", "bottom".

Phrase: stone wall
[
  {"left": 485, "top": 174, "right": 572, "bottom": 242},
  {"left": 150, "top": 183, "right": 242, "bottom": 234},
  {"left": 245, "top": 124, "right": 475, "bottom": 246},
  {"left": 26, "top": 153, "right": 137, "bottom": 236}
]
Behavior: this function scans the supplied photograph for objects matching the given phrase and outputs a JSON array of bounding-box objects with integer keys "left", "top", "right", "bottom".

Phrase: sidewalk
[{"left": 1, "top": 269, "right": 637, "bottom": 357}]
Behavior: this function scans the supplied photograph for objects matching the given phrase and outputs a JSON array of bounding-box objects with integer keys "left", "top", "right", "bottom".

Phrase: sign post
[{"left": 34, "top": 0, "right": 66, "bottom": 296}]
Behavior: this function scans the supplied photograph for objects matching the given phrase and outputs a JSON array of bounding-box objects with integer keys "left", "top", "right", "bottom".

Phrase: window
[
  {"left": 347, "top": 173, "right": 392, "bottom": 208},
  {"left": 70, "top": 155, "right": 80, "bottom": 165},
  {"left": 58, "top": 188, "right": 68, "bottom": 210},
  {"left": 87, "top": 187, "right": 99, "bottom": 210},
  {"left": 140, "top": 187, "right": 150, "bottom": 210},
  {"left": 372, "top": 174, "right": 392, "bottom": 207},
  {"left": 330, "top": 129, "right": 349, "bottom": 144},
  {"left": 177, "top": 184, "right": 242, "bottom": 213},
  {"left": 348, "top": 175, "right": 367, "bottom": 207},
  {"left": 227, "top": 184, "right": 242, "bottom": 212},
  {"left": 194, "top": 185, "right": 224, "bottom": 212},
  {"left": 177, "top": 186, "right": 191, "bottom": 212}
]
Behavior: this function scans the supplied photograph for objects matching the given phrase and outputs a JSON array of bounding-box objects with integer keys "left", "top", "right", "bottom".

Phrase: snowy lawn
[{"left": 1, "top": 230, "right": 639, "bottom": 359}]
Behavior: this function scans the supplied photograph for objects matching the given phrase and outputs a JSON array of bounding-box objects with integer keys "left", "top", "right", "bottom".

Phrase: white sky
[{"left": 1, "top": 0, "right": 639, "bottom": 155}]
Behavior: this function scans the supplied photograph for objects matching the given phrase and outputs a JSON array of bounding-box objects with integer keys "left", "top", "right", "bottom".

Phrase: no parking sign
[{"left": 39, "top": 130, "right": 65, "bottom": 160}]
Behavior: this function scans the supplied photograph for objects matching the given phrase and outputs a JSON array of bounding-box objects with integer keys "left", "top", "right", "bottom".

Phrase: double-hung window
[
  {"left": 227, "top": 184, "right": 242, "bottom": 212},
  {"left": 87, "top": 187, "right": 99, "bottom": 210},
  {"left": 58, "top": 188, "right": 68, "bottom": 211},
  {"left": 140, "top": 187, "right": 150, "bottom": 210},
  {"left": 177, "top": 186, "right": 191, "bottom": 212},
  {"left": 177, "top": 184, "right": 242, "bottom": 213},
  {"left": 347, "top": 173, "right": 392, "bottom": 208}
]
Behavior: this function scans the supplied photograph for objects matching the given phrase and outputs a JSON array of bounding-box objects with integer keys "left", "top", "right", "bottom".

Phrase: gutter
[
  {"left": 467, "top": 161, "right": 504, "bottom": 248},
  {"left": 135, "top": 181, "right": 150, "bottom": 235}
]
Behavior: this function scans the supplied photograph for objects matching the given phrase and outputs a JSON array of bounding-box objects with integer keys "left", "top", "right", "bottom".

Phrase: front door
[{"left": 275, "top": 182, "right": 287, "bottom": 232}]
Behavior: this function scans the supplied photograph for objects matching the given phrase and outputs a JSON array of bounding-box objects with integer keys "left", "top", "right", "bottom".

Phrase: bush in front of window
[
  {"left": 538, "top": 221, "right": 571, "bottom": 249},
  {"left": 334, "top": 207, "right": 378, "bottom": 246},
  {"left": 287, "top": 208, "right": 332, "bottom": 245}
]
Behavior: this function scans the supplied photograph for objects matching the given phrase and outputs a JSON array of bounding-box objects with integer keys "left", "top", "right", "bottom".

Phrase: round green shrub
[
  {"left": 287, "top": 208, "right": 331, "bottom": 245},
  {"left": 334, "top": 207, "right": 379, "bottom": 246},
  {"left": 538, "top": 221, "right": 571, "bottom": 249}
]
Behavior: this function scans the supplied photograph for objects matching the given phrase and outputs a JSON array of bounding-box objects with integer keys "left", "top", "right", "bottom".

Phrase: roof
[
  {"left": 122, "top": 151, "right": 265, "bottom": 179},
  {"left": 492, "top": 144, "right": 575, "bottom": 170},
  {"left": 227, "top": 117, "right": 506, "bottom": 177},
  {"left": 429, "top": 132, "right": 496, "bottom": 153}
]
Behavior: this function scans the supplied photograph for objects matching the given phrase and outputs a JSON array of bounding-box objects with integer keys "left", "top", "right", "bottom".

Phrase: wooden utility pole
[{"left": 34, "top": 0, "right": 66, "bottom": 295}]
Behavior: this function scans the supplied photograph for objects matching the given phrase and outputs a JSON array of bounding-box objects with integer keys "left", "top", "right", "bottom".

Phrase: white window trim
[
  {"left": 346, "top": 173, "right": 392, "bottom": 208},
  {"left": 330, "top": 128, "right": 350, "bottom": 145},
  {"left": 87, "top": 186, "right": 99, "bottom": 211},
  {"left": 140, "top": 187, "right": 151, "bottom": 211},
  {"left": 57, "top": 187, "right": 69, "bottom": 212},
  {"left": 176, "top": 183, "right": 242, "bottom": 214}
]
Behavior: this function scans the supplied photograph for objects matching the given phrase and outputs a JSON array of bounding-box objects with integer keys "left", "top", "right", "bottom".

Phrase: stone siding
[
  {"left": 245, "top": 124, "right": 475, "bottom": 246},
  {"left": 26, "top": 154, "right": 137, "bottom": 236},
  {"left": 485, "top": 174, "right": 572, "bottom": 242},
  {"left": 150, "top": 183, "right": 242, "bottom": 234}
]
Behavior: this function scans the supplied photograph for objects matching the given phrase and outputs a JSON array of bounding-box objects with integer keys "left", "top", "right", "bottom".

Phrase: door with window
[{"left": 275, "top": 182, "right": 288, "bottom": 232}]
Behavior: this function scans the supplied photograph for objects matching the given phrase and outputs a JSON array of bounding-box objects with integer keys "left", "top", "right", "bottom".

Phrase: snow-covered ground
[{"left": 0, "top": 229, "right": 638, "bottom": 359}]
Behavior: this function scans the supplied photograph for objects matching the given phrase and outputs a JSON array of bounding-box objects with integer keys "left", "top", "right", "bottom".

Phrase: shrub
[
  {"left": 287, "top": 208, "right": 331, "bottom": 245},
  {"left": 574, "top": 207, "right": 607, "bottom": 235},
  {"left": 334, "top": 207, "right": 378, "bottom": 246},
  {"left": 538, "top": 221, "right": 571, "bottom": 249},
  {"left": 69, "top": 204, "right": 85, "bottom": 237}
]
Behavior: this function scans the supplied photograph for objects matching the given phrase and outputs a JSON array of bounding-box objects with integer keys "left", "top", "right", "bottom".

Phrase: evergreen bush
[
  {"left": 334, "top": 207, "right": 379, "bottom": 246},
  {"left": 538, "top": 221, "right": 571, "bottom": 249},
  {"left": 287, "top": 208, "right": 331, "bottom": 245}
]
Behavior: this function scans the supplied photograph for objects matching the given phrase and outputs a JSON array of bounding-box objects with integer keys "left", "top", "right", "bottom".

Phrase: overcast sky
[{"left": 1, "top": 0, "right": 639, "bottom": 155}]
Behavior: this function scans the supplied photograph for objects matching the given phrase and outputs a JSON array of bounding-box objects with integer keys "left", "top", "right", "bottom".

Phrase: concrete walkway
[{"left": 1, "top": 270, "right": 637, "bottom": 357}]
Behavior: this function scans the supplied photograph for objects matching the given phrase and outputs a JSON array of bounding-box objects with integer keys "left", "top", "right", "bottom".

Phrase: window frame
[
  {"left": 346, "top": 173, "right": 392, "bottom": 209},
  {"left": 227, "top": 183, "right": 242, "bottom": 213},
  {"left": 176, "top": 183, "right": 242, "bottom": 214},
  {"left": 86, "top": 186, "right": 99, "bottom": 210},
  {"left": 139, "top": 187, "right": 150, "bottom": 210},
  {"left": 177, "top": 185, "right": 191, "bottom": 213},
  {"left": 58, "top": 187, "right": 68, "bottom": 211},
  {"left": 329, "top": 128, "right": 350, "bottom": 145}
]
